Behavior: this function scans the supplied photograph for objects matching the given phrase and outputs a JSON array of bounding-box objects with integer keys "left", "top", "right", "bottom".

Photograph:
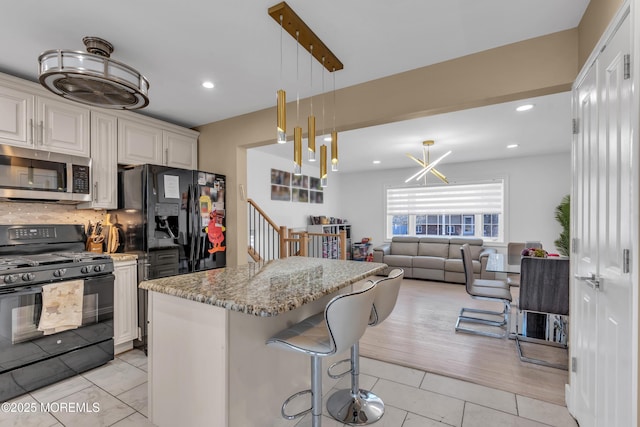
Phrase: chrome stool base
[{"left": 326, "top": 388, "right": 384, "bottom": 425}]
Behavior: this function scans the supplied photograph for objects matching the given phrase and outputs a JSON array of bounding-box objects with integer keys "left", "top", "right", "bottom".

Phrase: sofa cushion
[
  {"left": 448, "top": 237, "right": 484, "bottom": 259},
  {"left": 390, "top": 236, "right": 420, "bottom": 256},
  {"left": 418, "top": 237, "right": 450, "bottom": 257},
  {"left": 445, "top": 258, "right": 481, "bottom": 274},
  {"left": 413, "top": 256, "right": 445, "bottom": 270},
  {"left": 413, "top": 268, "right": 445, "bottom": 281},
  {"left": 384, "top": 254, "right": 414, "bottom": 268}
]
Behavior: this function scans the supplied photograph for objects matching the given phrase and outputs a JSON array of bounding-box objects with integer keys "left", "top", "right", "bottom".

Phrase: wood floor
[{"left": 359, "top": 278, "right": 569, "bottom": 406}]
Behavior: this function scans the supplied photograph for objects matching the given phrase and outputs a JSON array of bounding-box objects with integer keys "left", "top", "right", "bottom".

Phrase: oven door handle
[{"left": 0, "top": 285, "right": 43, "bottom": 295}]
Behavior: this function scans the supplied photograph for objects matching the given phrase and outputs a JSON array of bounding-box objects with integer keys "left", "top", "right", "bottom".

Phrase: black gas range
[
  {"left": 0, "top": 251, "right": 113, "bottom": 287},
  {"left": 0, "top": 224, "right": 115, "bottom": 402}
]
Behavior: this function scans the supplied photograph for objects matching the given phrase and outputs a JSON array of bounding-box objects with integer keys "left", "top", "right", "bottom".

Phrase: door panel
[
  {"left": 571, "top": 59, "right": 599, "bottom": 426},
  {"left": 595, "top": 16, "right": 632, "bottom": 427},
  {"left": 570, "top": 12, "right": 632, "bottom": 427}
]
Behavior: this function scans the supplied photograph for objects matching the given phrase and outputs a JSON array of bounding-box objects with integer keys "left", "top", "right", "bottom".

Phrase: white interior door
[
  {"left": 571, "top": 58, "right": 599, "bottom": 427},
  {"left": 570, "top": 11, "right": 633, "bottom": 427},
  {"left": 594, "top": 15, "right": 632, "bottom": 427}
]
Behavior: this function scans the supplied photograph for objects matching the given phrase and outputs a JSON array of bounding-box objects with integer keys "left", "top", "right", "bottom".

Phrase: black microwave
[{"left": 0, "top": 144, "right": 91, "bottom": 203}]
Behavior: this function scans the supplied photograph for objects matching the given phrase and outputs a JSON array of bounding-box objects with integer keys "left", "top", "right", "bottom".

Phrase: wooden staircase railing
[
  {"left": 247, "top": 198, "right": 281, "bottom": 262},
  {"left": 247, "top": 199, "right": 347, "bottom": 262}
]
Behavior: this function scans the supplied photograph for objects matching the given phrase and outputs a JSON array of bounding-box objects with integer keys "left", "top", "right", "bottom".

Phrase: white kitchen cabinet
[
  {"left": 78, "top": 111, "right": 118, "bottom": 209},
  {"left": 117, "top": 118, "right": 164, "bottom": 165},
  {"left": 118, "top": 117, "right": 198, "bottom": 169},
  {"left": 113, "top": 259, "right": 139, "bottom": 354},
  {"left": 0, "top": 79, "right": 89, "bottom": 156},
  {"left": 35, "top": 96, "right": 90, "bottom": 156},
  {"left": 164, "top": 130, "right": 197, "bottom": 169},
  {"left": 0, "top": 85, "right": 34, "bottom": 147}
]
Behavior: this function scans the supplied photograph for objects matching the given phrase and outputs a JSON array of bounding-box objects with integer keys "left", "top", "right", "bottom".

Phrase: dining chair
[
  {"left": 455, "top": 244, "right": 512, "bottom": 338},
  {"left": 506, "top": 242, "right": 525, "bottom": 286},
  {"left": 516, "top": 256, "right": 570, "bottom": 370},
  {"left": 524, "top": 241, "right": 543, "bottom": 249}
]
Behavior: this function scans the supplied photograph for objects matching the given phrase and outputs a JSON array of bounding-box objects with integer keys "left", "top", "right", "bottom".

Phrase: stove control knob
[
  {"left": 21, "top": 273, "right": 36, "bottom": 282},
  {"left": 53, "top": 269, "right": 67, "bottom": 278},
  {"left": 81, "top": 266, "right": 92, "bottom": 274},
  {"left": 94, "top": 264, "right": 106, "bottom": 273},
  {"left": 4, "top": 275, "right": 17, "bottom": 284}
]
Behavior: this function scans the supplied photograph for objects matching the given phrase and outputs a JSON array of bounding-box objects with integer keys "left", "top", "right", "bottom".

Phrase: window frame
[{"left": 384, "top": 179, "right": 506, "bottom": 242}]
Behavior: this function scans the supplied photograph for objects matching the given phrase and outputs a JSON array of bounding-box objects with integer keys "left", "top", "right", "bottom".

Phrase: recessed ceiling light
[
  {"left": 507, "top": 144, "right": 519, "bottom": 149},
  {"left": 373, "top": 160, "right": 381, "bottom": 164},
  {"left": 202, "top": 81, "right": 215, "bottom": 89},
  {"left": 323, "top": 136, "right": 332, "bottom": 142},
  {"left": 516, "top": 104, "right": 533, "bottom": 112}
]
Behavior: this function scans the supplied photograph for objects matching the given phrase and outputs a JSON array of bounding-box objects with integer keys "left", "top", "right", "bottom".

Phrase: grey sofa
[{"left": 372, "top": 236, "right": 497, "bottom": 284}]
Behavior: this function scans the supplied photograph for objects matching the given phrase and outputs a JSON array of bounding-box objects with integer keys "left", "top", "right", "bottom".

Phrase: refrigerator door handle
[
  {"left": 190, "top": 184, "right": 199, "bottom": 270},
  {"left": 143, "top": 262, "right": 150, "bottom": 281}
]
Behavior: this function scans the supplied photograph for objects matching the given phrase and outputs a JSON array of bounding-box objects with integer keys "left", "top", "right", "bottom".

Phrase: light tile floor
[{"left": 0, "top": 350, "right": 578, "bottom": 427}]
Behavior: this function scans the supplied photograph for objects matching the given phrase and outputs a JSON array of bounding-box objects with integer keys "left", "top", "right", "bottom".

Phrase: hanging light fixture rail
[{"left": 268, "top": 2, "right": 343, "bottom": 73}]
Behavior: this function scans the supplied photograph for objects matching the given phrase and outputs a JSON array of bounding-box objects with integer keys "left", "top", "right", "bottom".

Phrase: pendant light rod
[
  {"left": 308, "top": 44, "right": 316, "bottom": 161},
  {"left": 276, "top": 14, "right": 287, "bottom": 144},
  {"left": 268, "top": 1, "right": 343, "bottom": 72}
]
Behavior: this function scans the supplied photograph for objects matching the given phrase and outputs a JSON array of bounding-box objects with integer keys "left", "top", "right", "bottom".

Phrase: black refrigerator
[{"left": 110, "top": 164, "right": 226, "bottom": 350}]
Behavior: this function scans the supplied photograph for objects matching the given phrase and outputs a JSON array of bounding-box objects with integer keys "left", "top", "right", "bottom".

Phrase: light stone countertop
[
  {"left": 108, "top": 253, "right": 138, "bottom": 262},
  {"left": 139, "top": 257, "right": 387, "bottom": 316}
]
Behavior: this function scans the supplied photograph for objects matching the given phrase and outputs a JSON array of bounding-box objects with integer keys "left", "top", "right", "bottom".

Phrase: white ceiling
[
  {"left": 0, "top": 1, "right": 587, "bottom": 171},
  {"left": 254, "top": 91, "right": 573, "bottom": 173}
]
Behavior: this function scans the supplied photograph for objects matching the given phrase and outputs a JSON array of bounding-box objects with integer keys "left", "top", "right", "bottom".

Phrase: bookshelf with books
[{"left": 307, "top": 223, "right": 352, "bottom": 260}]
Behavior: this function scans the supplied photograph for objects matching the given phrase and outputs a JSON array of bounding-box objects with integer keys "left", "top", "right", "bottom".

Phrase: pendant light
[
  {"left": 307, "top": 45, "right": 316, "bottom": 162},
  {"left": 404, "top": 141, "right": 452, "bottom": 184},
  {"left": 277, "top": 89, "right": 286, "bottom": 144},
  {"left": 267, "top": 1, "right": 344, "bottom": 172},
  {"left": 294, "top": 128, "right": 303, "bottom": 175},
  {"left": 320, "top": 145, "right": 328, "bottom": 187},
  {"left": 293, "top": 30, "right": 303, "bottom": 176},
  {"left": 276, "top": 15, "right": 287, "bottom": 144},
  {"left": 331, "top": 68, "right": 339, "bottom": 171}
]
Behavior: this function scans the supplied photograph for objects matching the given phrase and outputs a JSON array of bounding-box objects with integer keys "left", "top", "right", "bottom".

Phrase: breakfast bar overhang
[{"left": 140, "top": 257, "right": 387, "bottom": 427}]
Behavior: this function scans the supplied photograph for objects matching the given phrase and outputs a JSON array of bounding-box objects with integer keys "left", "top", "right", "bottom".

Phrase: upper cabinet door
[
  {"left": 164, "top": 130, "right": 197, "bottom": 169},
  {"left": 0, "top": 85, "right": 34, "bottom": 147},
  {"left": 36, "top": 97, "right": 90, "bottom": 157},
  {"left": 78, "top": 111, "right": 118, "bottom": 209},
  {"left": 118, "top": 118, "right": 164, "bottom": 165}
]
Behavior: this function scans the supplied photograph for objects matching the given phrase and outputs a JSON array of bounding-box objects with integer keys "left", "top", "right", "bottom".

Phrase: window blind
[{"left": 387, "top": 181, "right": 503, "bottom": 215}]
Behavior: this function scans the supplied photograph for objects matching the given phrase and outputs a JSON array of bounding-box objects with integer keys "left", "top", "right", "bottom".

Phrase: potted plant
[{"left": 554, "top": 195, "right": 570, "bottom": 256}]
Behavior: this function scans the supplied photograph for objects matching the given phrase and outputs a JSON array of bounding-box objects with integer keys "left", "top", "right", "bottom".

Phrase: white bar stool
[
  {"left": 326, "top": 269, "right": 404, "bottom": 425},
  {"left": 266, "top": 281, "right": 378, "bottom": 427}
]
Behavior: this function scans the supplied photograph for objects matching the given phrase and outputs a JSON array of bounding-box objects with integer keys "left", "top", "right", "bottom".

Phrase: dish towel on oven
[{"left": 38, "top": 280, "right": 84, "bottom": 335}]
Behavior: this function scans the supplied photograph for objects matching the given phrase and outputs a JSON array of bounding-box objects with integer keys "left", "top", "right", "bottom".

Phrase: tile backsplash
[{"left": 0, "top": 202, "right": 105, "bottom": 228}]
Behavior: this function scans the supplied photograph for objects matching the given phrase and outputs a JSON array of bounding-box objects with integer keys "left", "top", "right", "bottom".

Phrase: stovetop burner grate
[{"left": 0, "top": 225, "right": 115, "bottom": 287}]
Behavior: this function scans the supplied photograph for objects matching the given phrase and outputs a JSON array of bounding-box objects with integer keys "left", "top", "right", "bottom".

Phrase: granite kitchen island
[{"left": 140, "top": 257, "right": 387, "bottom": 427}]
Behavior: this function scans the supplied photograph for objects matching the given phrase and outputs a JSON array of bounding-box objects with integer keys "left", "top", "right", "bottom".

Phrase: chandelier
[
  {"left": 268, "top": 1, "right": 342, "bottom": 181},
  {"left": 38, "top": 37, "right": 149, "bottom": 110},
  {"left": 405, "top": 140, "right": 452, "bottom": 184}
]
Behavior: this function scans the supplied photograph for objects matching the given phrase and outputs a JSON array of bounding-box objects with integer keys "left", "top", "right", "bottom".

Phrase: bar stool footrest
[
  {"left": 326, "top": 388, "right": 385, "bottom": 425},
  {"left": 327, "top": 358, "right": 352, "bottom": 379},
  {"left": 281, "top": 389, "right": 312, "bottom": 420}
]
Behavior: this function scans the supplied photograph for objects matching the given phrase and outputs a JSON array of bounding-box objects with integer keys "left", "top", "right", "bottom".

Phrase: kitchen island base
[{"left": 148, "top": 290, "right": 351, "bottom": 427}]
